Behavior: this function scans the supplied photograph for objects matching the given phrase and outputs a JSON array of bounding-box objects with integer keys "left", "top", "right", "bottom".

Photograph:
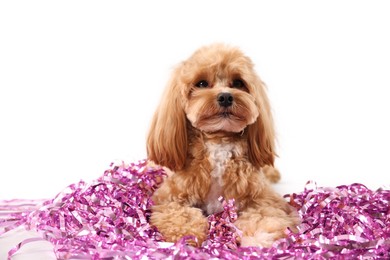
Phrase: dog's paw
[
  {"left": 151, "top": 203, "right": 208, "bottom": 246},
  {"left": 240, "top": 231, "right": 280, "bottom": 247}
]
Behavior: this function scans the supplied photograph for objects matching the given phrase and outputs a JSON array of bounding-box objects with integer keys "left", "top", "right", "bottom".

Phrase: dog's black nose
[{"left": 217, "top": 92, "right": 234, "bottom": 107}]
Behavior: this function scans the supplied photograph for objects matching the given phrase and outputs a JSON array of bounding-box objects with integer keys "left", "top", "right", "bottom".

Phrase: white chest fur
[{"left": 203, "top": 142, "right": 242, "bottom": 215}]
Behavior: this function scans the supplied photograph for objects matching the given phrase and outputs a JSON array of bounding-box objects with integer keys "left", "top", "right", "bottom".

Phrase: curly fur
[{"left": 147, "top": 43, "right": 299, "bottom": 247}]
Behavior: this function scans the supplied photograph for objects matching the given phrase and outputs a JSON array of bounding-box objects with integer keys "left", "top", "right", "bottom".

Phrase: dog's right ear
[
  {"left": 247, "top": 77, "right": 276, "bottom": 169},
  {"left": 146, "top": 66, "right": 188, "bottom": 171}
]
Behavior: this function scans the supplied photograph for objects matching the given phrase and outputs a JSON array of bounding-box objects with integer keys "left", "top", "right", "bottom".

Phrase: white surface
[
  {"left": 1, "top": 1, "right": 390, "bottom": 259},
  {"left": 0, "top": 227, "right": 56, "bottom": 260}
]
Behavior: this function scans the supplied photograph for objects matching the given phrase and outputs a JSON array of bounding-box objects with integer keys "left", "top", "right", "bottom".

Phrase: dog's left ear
[
  {"left": 247, "top": 78, "right": 276, "bottom": 169},
  {"left": 146, "top": 65, "right": 188, "bottom": 171}
]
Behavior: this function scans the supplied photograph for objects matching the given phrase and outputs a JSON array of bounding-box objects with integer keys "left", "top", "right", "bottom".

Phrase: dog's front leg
[
  {"left": 234, "top": 189, "right": 299, "bottom": 248},
  {"left": 150, "top": 201, "right": 208, "bottom": 246},
  {"left": 149, "top": 171, "right": 209, "bottom": 246}
]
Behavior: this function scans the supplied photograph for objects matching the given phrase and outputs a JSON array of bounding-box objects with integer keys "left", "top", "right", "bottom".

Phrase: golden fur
[{"left": 147, "top": 43, "right": 299, "bottom": 247}]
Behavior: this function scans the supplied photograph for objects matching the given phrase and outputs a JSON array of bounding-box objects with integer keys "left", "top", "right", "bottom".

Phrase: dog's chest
[{"left": 203, "top": 142, "right": 241, "bottom": 215}]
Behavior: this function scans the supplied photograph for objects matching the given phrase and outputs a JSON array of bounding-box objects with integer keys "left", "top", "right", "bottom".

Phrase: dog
[{"left": 147, "top": 43, "right": 299, "bottom": 247}]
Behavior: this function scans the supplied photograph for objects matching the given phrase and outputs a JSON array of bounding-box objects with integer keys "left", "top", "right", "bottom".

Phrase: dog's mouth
[
  {"left": 193, "top": 109, "right": 251, "bottom": 133},
  {"left": 199, "top": 110, "right": 241, "bottom": 121},
  {"left": 202, "top": 111, "right": 245, "bottom": 122},
  {"left": 219, "top": 111, "right": 233, "bottom": 118}
]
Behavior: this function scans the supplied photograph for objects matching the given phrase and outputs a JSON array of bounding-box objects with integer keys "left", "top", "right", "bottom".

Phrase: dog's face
[
  {"left": 147, "top": 44, "right": 275, "bottom": 170},
  {"left": 181, "top": 45, "right": 260, "bottom": 133}
]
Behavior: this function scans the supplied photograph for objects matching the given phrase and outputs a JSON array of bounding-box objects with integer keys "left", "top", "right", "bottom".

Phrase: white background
[{"left": 1, "top": 1, "right": 389, "bottom": 201}]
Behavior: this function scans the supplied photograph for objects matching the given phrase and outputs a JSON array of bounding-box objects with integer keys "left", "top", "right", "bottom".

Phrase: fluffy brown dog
[{"left": 147, "top": 44, "right": 299, "bottom": 247}]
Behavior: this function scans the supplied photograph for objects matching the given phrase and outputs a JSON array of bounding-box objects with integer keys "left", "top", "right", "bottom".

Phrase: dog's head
[{"left": 147, "top": 44, "right": 275, "bottom": 170}]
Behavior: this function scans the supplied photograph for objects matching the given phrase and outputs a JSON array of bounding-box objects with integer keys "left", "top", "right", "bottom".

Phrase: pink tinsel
[{"left": 1, "top": 160, "right": 389, "bottom": 259}]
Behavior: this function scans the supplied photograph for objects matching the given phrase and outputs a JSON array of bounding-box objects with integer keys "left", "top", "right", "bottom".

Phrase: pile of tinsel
[{"left": 1, "top": 160, "right": 389, "bottom": 259}]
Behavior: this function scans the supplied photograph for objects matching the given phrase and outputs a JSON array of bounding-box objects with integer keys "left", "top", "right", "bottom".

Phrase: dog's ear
[
  {"left": 147, "top": 66, "right": 188, "bottom": 171},
  {"left": 247, "top": 78, "right": 276, "bottom": 169}
]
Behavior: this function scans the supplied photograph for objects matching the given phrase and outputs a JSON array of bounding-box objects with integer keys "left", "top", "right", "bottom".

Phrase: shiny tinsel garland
[{"left": 1, "top": 160, "right": 389, "bottom": 259}]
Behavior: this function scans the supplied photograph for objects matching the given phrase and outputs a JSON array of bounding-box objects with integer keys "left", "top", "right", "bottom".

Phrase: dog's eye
[
  {"left": 232, "top": 79, "right": 245, "bottom": 89},
  {"left": 195, "top": 80, "right": 209, "bottom": 88}
]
